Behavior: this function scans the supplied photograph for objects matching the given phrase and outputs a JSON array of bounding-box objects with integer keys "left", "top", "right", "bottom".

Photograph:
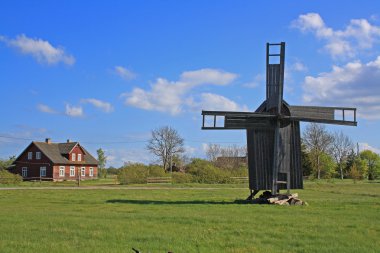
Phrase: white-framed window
[
  {"left": 72, "top": 153, "right": 76, "bottom": 161},
  {"left": 59, "top": 166, "right": 65, "bottom": 177},
  {"left": 28, "top": 152, "right": 32, "bottom": 160},
  {"left": 36, "top": 152, "right": 41, "bottom": 160},
  {"left": 81, "top": 167, "right": 85, "bottom": 177},
  {"left": 89, "top": 167, "right": 93, "bottom": 177},
  {"left": 70, "top": 166, "right": 75, "bottom": 176},
  {"left": 22, "top": 167, "right": 28, "bottom": 177},
  {"left": 78, "top": 154, "right": 82, "bottom": 161},
  {"left": 40, "top": 167, "right": 46, "bottom": 177}
]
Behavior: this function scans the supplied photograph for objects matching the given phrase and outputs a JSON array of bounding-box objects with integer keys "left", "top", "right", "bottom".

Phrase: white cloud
[
  {"left": 195, "top": 93, "right": 248, "bottom": 112},
  {"left": 114, "top": 66, "right": 136, "bottom": 80},
  {"left": 358, "top": 142, "right": 380, "bottom": 154},
  {"left": 243, "top": 74, "right": 264, "bottom": 88},
  {"left": 122, "top": 68, "right": 240, "bottom": 115},
  {"left": 302, "top": 56, "right": 380, "bottom": 120},
  {"left": 37, "top": 104, "right": 57, "bottom": 114},
  {"left": 292, "top": 13, "right": 380, "bottom": 59},
  {"left": 65, "top": 104, "right": 83, "bottom": 117},
  {"left": 0, "top": 34, "right": 75, "bottom": 65},
  {"left": 180, "top": 68, "right": 237, "bottom": 86},
  {"left": 81, "top": 98, "right": 113, "bottom": 113},
  {"left": 290, "top": 61, "right": 308, "bottom": 72}
]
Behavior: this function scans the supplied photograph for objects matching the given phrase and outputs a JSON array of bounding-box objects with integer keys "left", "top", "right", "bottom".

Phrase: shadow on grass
[{"left": 106, "top": 199, "right": 252, "bottom": 205}]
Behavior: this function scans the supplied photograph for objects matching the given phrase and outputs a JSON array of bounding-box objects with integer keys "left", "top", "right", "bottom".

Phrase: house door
[
  {"left": 22, "top": 167, "right": 28, "bottom": 177},
  {"left": 40, "top": 167, "right": 46, "bottom": 177}
]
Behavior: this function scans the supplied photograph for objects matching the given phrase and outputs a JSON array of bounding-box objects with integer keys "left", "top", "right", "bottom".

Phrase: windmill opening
[
  {"left": 203, "top": 115, "right": 225, "bottom": 128},
  {"left": 334, "top": 108, "right": 356, "bottom": 122}
]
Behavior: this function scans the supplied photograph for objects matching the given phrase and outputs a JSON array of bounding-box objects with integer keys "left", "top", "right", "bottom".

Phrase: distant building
[{"left": 9, "top": 138, "right": 98, "bottom": 181}]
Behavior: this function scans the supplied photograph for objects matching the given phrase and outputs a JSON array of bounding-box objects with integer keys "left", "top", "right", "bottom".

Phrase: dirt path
[{"left": 0, "top": 186, "right": 246, "bottom": 190}]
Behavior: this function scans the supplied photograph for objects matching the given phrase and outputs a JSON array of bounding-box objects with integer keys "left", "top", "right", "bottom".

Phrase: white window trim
[
  {"left": 81, "top": 167, "right": 85, "bottom": 177},
  {"left": 59, "top": 166, "right": 65, "bottom": 177},
  {"left": 40, "top": 167, "right": 46, "bottom": 177},
  {"left": 36, "top": 152, "right": 41, "bottom": 160},
  {"left": 72, "top": 153, "right": 76, "bottom": 161},
  {"left": 70, "top": 166, "right": 75, "bottom": 177},
  {"left": 89, "top": 167, "right": 93, "bottom": 177},
  {"left": 78, "top": 154, "right": 82, "bottom": 161},
  {"left": 22, "top": 167, "right": 28, "bottom": 177},
  {"left": 28, "top": 152, "right": 32, "bottom": 160}
]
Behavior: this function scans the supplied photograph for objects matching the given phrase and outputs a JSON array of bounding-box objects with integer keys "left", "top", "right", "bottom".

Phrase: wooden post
[{"left": 77, "top": 167, "right": 80, "bottom": 187}]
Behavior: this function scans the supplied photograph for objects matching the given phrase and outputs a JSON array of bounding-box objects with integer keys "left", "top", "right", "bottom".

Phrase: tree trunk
[
  {"left": 317, "top": 155, "right": 321, "bottom": 180},
  {"left": 339, "top": 164, "right": 344, "bottom": 180}
]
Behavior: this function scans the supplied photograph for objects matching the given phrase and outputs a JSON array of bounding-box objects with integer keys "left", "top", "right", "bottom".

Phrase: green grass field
[{"left": 0, "top": 180, "right": 379, "bottom": 253}]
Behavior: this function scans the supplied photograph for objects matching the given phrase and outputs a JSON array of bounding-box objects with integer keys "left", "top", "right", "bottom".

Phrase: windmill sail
[{"left": 201, "top": 42, "right": 356, "bottom": 197}]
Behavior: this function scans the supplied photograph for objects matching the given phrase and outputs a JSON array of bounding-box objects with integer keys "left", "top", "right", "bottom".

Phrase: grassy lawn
[{"left": 0, "top": 181, "right": 379, "bottom": 253}]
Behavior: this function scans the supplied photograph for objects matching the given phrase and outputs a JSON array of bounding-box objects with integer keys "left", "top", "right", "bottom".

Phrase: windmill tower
[{"left": 201, "top": 42, "right": 357, "bottom": 198}]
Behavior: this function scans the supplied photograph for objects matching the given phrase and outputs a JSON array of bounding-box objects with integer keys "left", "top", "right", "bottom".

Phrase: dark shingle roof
[{"left": 33, "top": 142, "right": 98, "bottom": 165}]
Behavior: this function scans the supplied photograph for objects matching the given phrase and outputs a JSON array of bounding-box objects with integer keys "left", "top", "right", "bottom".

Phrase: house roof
[{"left": 30, "top": 141, "right": 98, "bottom": 165}]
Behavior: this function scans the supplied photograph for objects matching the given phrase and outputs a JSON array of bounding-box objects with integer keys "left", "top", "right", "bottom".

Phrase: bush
[
  {"left": 186, "top": 159, "right": 232, "bottom": 184},
  {"left": 172, "top": 172, "right": 193, "bottom": 183},
  {"left": 117, "top": 163, "right": 166, "bottom": 185},
  {"left": 0, "top": 169, "right": 22, "bottom": 185}
]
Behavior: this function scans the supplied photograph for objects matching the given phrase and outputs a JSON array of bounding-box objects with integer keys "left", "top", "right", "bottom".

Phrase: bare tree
[
  {"left": 205, "top": 143, "right": 221, "bottom": 162},
  {"left": 302, "top": 123, "right": 333, "bottom": 179},
  {"left": 147, "top": 126, "right": 185, "bottom": 172},
  {"left": 331, "top": 131, "right": 353, "bottom": 179}
]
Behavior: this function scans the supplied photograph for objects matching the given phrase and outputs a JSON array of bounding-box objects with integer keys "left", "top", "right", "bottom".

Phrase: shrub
[
  {"left": 172, "top": 172, "right": 193, "bottom": 183},
  {"left": 0, "top": 169, "right": 22, "bottom": 185},
  {"left": 117, "top": 163, "right": 166, "bottom": 185},
  {"left": 186, "top": 159, "right": 232, "bottom": 184}
]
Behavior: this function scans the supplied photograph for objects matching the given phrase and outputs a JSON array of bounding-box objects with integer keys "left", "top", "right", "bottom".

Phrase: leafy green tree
[
  {"left": 301, "top": 143, "right": 312, "bottom": 177},
  {"left": 97, "top": 148, "right": 107, "bottom": 178},
  {"left": 360, "top": 150, "right": 380, "bottom": 180},
  {"left": 0, "top": 156, "right": 16, "bottom": 170}
]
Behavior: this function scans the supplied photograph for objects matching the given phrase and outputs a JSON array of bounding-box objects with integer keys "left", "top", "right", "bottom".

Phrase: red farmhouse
[{"left": 11, "top": 138, "right": 98, "bottom": 181}]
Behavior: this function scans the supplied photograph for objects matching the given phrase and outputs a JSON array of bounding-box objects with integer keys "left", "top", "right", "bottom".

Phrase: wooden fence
[{"left": 146, "top": 177, "right": 172, "bottom": 184}]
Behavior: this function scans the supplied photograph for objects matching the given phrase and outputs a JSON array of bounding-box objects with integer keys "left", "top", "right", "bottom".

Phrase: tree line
[
  {"left": 302, "top": 123, "right": 380, "bottom": 180},
  {"left": 1, "top": 124, "right": 379, "bottom": 184}
]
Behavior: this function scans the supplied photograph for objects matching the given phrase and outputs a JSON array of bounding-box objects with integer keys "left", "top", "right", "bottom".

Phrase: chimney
[
  {"left": 45, "top": 138, "right": 51, "bottom": 144},
  {"left": 67, "top": 139, "right": 71, "bottom": 143}
]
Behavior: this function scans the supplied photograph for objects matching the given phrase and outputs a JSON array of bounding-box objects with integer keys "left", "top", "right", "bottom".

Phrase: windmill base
[{"left": 240, "top": 191, "right": 308, "bottom": 205}]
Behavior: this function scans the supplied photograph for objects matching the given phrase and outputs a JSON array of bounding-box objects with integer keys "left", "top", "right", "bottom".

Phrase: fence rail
[
  {"left": 230, "top": 177, "right": 249, "bottom": 183},
  {"left": 147, "top": 177, "right": 172, "bottom": 184}
]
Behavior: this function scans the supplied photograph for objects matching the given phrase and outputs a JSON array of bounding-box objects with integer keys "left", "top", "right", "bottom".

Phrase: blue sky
[{"left": 1, "top": 1, "right": 380, "bottom": 167}]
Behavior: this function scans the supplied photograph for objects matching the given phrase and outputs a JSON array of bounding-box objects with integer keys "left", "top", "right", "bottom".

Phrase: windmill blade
[
  {"left": 201, "top": 110, "right": 276, "bottom": 129},
  {"left": 266, "top": 42, "right": 285, "bottom": 113},
  {"left": 288, "top": 106, "right": 357, "bottom": 126}
]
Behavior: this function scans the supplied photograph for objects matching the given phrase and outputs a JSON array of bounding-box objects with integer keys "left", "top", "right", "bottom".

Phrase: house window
[
  {"left": 89, "top": 167, "right": 93, "bottom": 177},
  {"left": 59, "top": 166, "right": 65, "bottom": 177},
  {"left": 22, "top": 167, "right": 28, "bottom": 177},
  {"left": 81, "top": 167, "right": 85, "bottom": 177},
  {"left": 36, "top": 152, "right": 41, "bottom": 160},
  {"left": 28, "top": 152, "right": 32, "bottom": 160},
  {"left": 70, "top": 166, "right": 75, "bottom": 176},
  {"left": 72, "top": 153, "right": 76, "bottom": 161},
  {"left": 78, "top": 154, "right": 82, "bottom": 161},
  {"left": 40, "top": 167, "right": 46, "bottom": 177}
]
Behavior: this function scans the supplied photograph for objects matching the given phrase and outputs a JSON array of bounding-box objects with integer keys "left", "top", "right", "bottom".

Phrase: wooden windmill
[{"left": 201, "top": 42, "right": 357, "bottom": 198}]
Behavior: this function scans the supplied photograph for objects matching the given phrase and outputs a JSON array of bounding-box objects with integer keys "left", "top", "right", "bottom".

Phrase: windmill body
[{"left": 201, "top": 42, "right": 357, "bottom": 197}]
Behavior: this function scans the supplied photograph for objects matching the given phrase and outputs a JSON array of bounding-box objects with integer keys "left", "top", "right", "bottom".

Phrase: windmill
[{"left": 201, "top": 42, "right": 357, "bottom": 199}]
